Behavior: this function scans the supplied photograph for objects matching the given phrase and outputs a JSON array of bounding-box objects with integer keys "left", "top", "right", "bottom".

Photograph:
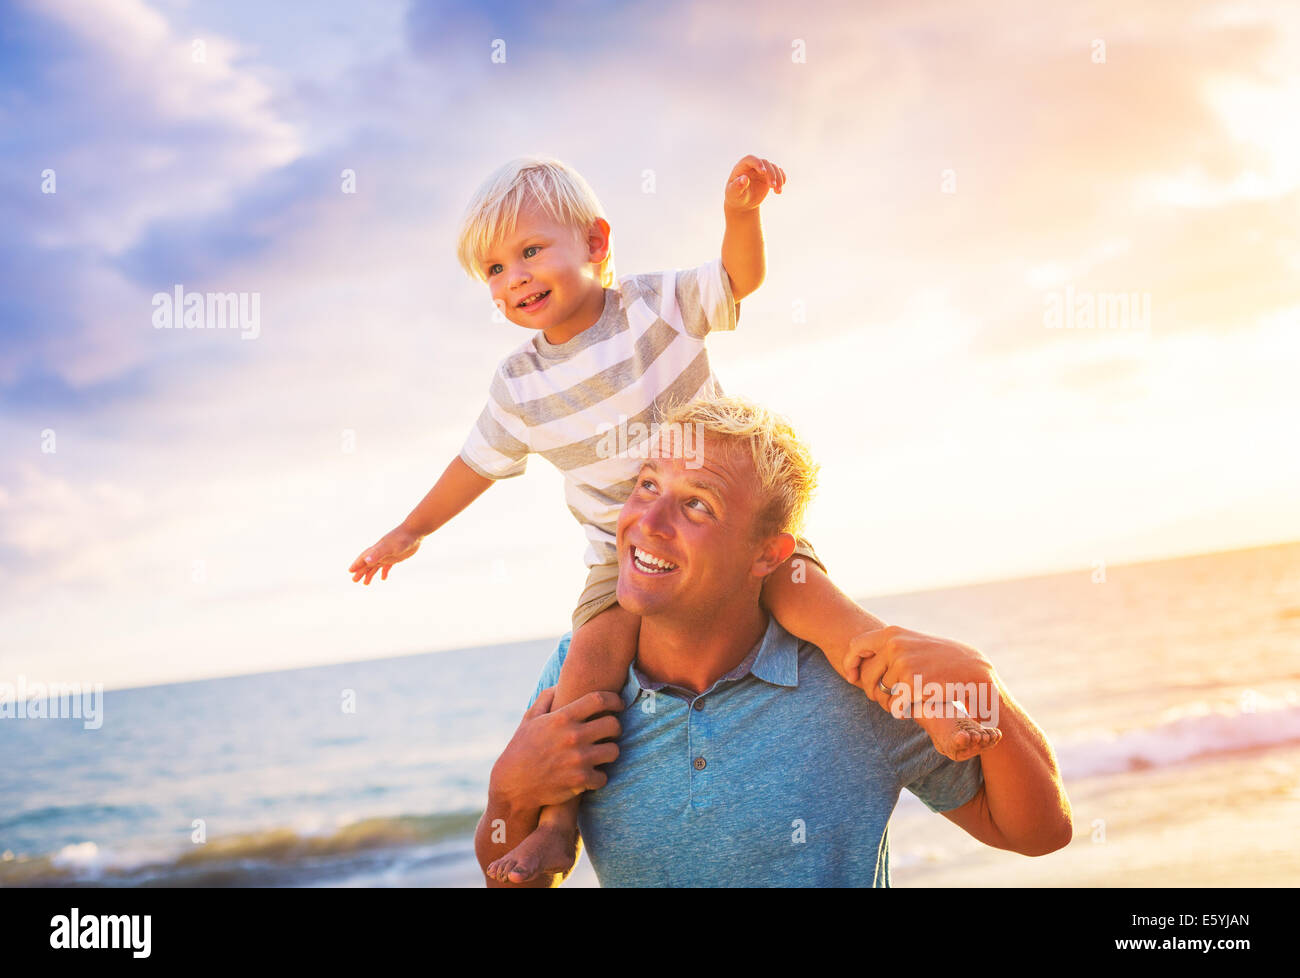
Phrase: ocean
[{"left": 3, "top": 540, "right": 1298, "bottom": 887}]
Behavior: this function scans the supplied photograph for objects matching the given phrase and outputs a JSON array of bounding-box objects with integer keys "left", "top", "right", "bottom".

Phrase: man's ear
[{"left": 751, "top": 531, "right": 797, "bottom": 579}]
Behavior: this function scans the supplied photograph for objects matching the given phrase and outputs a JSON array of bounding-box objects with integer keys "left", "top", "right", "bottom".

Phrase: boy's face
[{"left": 481, "top": 199, "right": 609, "bottom": 344}]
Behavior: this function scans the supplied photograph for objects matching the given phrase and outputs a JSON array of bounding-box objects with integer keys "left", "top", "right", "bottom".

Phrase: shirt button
[
  {"left": 693, "top": 700, "right": 704, "bottom": 711},
  {"left": 693, "top": 756, "right": 707, "bottom": 770}
]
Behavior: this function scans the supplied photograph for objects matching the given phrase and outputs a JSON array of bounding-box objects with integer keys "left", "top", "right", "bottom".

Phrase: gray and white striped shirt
[{"left": 459, "top": 257, "right": 739, "bottom": 567}]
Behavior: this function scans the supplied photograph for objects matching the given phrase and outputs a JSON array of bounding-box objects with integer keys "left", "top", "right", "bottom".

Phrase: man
[{"left": 475, "top": 394, "right": 1073, "bottom": 886}]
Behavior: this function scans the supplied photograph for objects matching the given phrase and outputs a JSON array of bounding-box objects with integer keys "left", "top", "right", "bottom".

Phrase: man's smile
[{"left": 630, "top": 544, "right": 679, "bottom": 575}]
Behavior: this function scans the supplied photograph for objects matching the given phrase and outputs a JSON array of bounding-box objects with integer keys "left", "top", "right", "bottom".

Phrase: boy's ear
[{"left": 586, "top": 217, "right": 612, "bottom": 263}]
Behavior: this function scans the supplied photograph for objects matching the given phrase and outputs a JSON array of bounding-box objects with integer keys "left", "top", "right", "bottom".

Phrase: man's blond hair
[
  {"left": 455, "top": 156, "right": 615, "bottom": 288},
  {"left": 658, "top": 393, "right": 819, "bottom": 541}
]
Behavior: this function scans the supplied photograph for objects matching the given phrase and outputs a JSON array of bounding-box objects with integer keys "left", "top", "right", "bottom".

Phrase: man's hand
[
  {"left": 724, "top": 154, "right": 786, "bottom": 214},
  {"left": 490, "top": 687, "right": 623, "bottom": 813},
  {"left": 845, "top": 625, "right": 998, "bottom": 718},
  {"left": 348, "top": 526, "right": 422, "bottom": 584}
]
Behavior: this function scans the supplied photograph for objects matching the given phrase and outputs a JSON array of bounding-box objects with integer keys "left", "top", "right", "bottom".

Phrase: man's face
[
  {"left": 480, "top": 199, "right": 607, "bottom": 340},
  {"left": 616, "top": 436, "right": 784, "bottom": 622}
]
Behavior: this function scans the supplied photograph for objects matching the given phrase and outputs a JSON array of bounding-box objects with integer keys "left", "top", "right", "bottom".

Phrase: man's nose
[{"left": 638, "top": 493, "right": 676, "bottom": 539}]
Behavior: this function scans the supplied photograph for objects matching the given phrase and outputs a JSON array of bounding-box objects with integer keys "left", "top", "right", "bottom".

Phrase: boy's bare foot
[
  {"left": 486, "top": 822, "right": 577, "bottom": 884},
  {"left": 918, "top": 712, "right": 1002, "bottom": 762}
]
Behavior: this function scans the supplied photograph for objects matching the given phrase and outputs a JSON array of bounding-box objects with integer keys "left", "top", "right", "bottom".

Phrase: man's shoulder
[
  {"left": 526, "top": 633, "right": 572, "bottom": 711},
  {"left": 785, "top": 635, "right": 905, "bottom": 733},
  {"left": 769, "top": 627, "right": 923, "bottom": 760},
  {"left": 784, "top": 634, "right": 889, "bottom": 730},
  {"left": 757, "top": 626, "right": 984, "bottom": 813}
]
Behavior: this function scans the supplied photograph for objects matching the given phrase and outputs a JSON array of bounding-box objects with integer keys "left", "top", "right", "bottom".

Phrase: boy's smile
[
  {"left": 482, "top": 199, "right": 610, "bottom": 345},
  {"left": 515, "top": 289, "right": 551, "bottom": 313}
]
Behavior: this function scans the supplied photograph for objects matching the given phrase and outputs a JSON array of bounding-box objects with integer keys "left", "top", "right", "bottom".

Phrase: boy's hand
[
  {"left": 348, "top": 526, "right": 423, "bottom": 585},
  {"left": 724, "top": 154, "right": 786, "bottom": 213}
]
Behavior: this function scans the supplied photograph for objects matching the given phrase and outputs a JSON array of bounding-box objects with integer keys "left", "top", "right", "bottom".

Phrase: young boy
[{"left": 349, "top": 155, "right": 1000, "bottom": 884}]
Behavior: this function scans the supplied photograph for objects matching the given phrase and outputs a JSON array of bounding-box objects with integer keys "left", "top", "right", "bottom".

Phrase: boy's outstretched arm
[
  {"left": 760, "top": 552, "right": 885, "bottom": 688},
  {"left": 401, "top": 455, "right": 495, "bottom": 536},
  {"left": 349, "top": 456, "right": 493, "bottom": 584},
  {"left": 721, "top": 155, "right": 786, "bottom": 302}
]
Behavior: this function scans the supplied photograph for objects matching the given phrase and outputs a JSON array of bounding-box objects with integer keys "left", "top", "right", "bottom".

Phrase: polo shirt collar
[
  {"left": 621, "top": 614, "right": 800, "bottom": 707},
  {"left": 750, "top": 615, "right": 800, "bottom": 688}
]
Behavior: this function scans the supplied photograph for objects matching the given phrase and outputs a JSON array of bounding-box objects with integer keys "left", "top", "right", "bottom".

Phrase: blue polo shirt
[{"left": 526, "top": 614, "right": 984, "bottom": 887}]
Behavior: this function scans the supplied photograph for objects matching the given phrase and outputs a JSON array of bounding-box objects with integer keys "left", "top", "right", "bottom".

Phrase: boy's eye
[{"left": 486, "top": 246, "right": 538, "bottom": 276}]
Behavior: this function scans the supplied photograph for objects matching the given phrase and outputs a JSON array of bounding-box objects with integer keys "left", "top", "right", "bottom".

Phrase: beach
[
  {"left": 891, "top": 743, "right": 1300, "bottom": 888},
  {"left": 3, "top": 540, "right": 1298, "bottom": 888}
]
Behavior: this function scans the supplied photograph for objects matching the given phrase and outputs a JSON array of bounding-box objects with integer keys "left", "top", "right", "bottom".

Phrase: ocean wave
[
  {"left": 0, "top": 802, "right": 153, "bottom": 833},
  {"left": 1055, "top": 697, "right": 1300, "bottom": 780},
  {"left": 0, "top": 810, "right": 483, "bottom": 887},
  {"left": 10, "top": 701, "right": 1300, "bottom": 885}
]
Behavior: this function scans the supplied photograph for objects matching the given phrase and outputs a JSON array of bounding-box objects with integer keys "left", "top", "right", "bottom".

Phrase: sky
[{"left": 2, "top": 0, "right": 1298, "bottom": 690}]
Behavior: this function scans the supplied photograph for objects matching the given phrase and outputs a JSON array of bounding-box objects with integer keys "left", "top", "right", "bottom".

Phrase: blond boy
[{"left": 349, "top": 155, "right": 999, "bottom": 884}]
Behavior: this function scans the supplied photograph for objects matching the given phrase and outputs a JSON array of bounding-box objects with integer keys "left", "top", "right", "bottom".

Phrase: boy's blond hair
[
  {"left": 658, "top": 393, "right": 819, "bottom": 542},
  {"left": 456, "top": 156, "right": 615, "bottom": 289}
]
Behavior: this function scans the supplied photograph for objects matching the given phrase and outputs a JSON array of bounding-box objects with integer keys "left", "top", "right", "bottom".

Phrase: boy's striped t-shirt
[{"left": 459, "top": 257, "right": 740, "bottom": 568}]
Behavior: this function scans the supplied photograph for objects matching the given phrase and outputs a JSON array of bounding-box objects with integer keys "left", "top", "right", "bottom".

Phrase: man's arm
[
  {"left": 475, "top": 688, "right": 553, "bottom": 888},
  {"left": 853, "top": 626, "right": 1073, "bottom": 856},
  {"left": 938, "top": 677, "right": 1073, "bottom": 855},
  {"left": 475, "top": 770, "right": 557, "bottom": 889},
  {"left": 474, "top": 688, "right": 623, "bottom": 888},
  {"left": 768, "top": 565, "right": 1070, "bottom": 853}
]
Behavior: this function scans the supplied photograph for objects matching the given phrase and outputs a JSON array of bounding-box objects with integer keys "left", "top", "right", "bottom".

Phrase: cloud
[
  {"left": 1, "top": 0, "right": 301, "bottom": 392},
  {"left": 2, "top": 0, "right": 1298, "bottom": 687},
  {"left": 752, "top": 0, "right": 1300, "bottom": 356}
]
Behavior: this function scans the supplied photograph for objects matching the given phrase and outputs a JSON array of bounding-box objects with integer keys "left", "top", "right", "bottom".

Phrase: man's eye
[
  {"left": 638, "top": 479, "right": 657, "bottom": 492},
  {"left": 687, "top": 498, "right": 711, "bottom": 513}
]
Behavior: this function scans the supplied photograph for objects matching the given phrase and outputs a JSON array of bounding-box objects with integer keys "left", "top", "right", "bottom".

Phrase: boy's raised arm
[{"left": 721, "top": 154, "right": 786, "bottom": 302}]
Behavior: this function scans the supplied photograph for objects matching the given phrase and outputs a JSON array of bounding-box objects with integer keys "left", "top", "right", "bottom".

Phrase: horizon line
[{"left": 46, "top": 535, "right": 1299, "bottom": 697}]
